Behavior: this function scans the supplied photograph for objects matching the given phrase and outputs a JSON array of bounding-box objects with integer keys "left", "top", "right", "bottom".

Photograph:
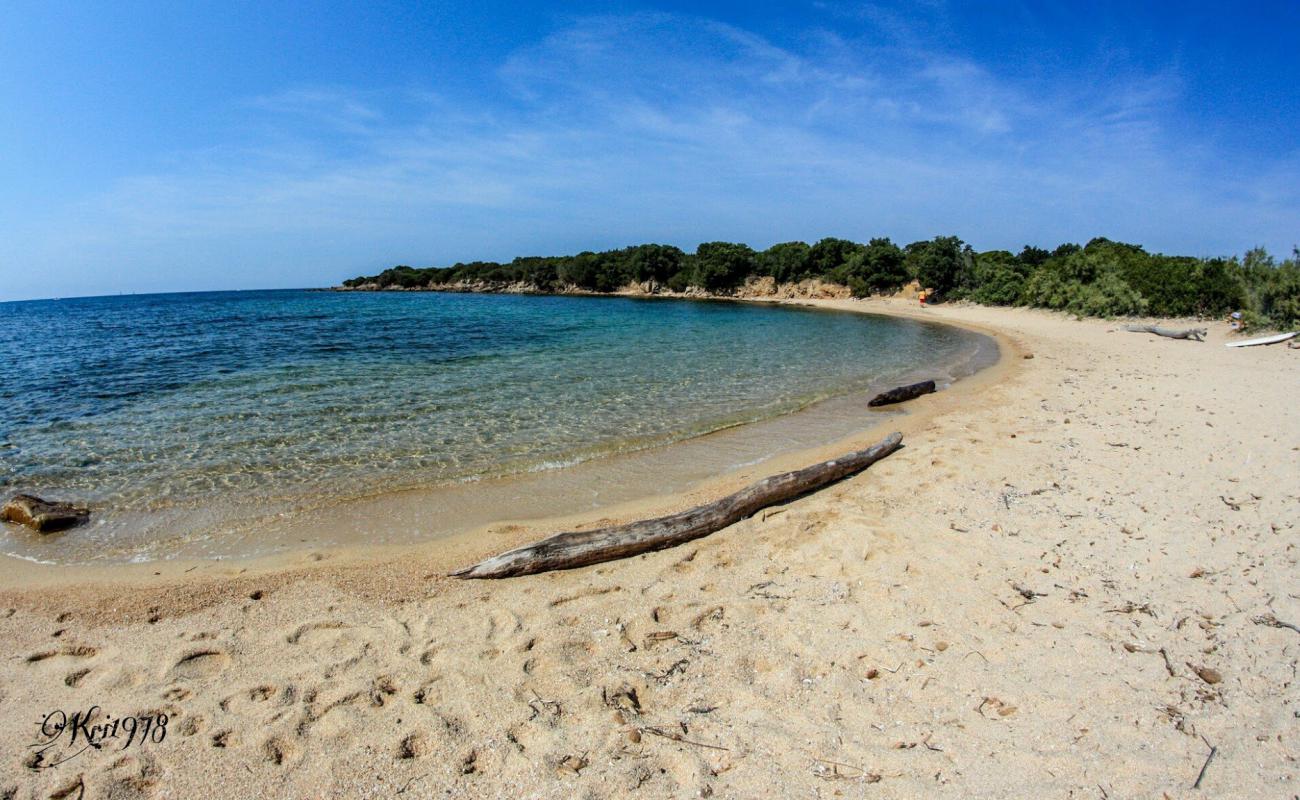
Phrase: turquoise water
[{"left": 0, "top": 290, "right": 992, "bottom": 561}]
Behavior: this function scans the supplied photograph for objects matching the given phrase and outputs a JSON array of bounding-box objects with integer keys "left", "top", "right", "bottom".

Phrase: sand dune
[{"left": 1, "top": 299, "right": 1296, "bottom": 798}]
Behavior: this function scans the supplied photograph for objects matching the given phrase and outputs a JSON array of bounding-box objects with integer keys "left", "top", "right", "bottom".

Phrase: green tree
[
  {"left": 1017, "top": 246, "right": 1050, "bottom": 268},
  {"left": 842, "top": 237, "right": 908, "bottom": 296},
  {"left": 691, "top": 242, "right": 757, "bottom": 291},
  {"left": 808, "top": 237, "right": 865, "bottom": 279},
  {"left": 905, "top": 236, "right": 971, "bottom": 296},
  {"left": 625, "top": 244, "right": 686, "bottom": 285},
  {"left": 758, "top": 241, "right": 812, "bottom": 283},
  {"left": 969, "top": 250, "right": 1028, "bottom": 305},
  {"left": 1021, "top": 249, "right": 1147, "bottom": 316},
  {"left": 558, "top": 251, "right": 623, "bottom": 291}
]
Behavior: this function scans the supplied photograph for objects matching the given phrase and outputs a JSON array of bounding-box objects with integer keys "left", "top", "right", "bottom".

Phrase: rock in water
[
  {"left": 868, "top": 380, "right": 937, "bottom": 407},
  {"left": 1, "top": 494, "right": 90, "bottom": 533}
]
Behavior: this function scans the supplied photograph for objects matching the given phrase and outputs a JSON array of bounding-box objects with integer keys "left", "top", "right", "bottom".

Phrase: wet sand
[{"left": 0, "top": 299, "right": 1296, "bottom": 798}]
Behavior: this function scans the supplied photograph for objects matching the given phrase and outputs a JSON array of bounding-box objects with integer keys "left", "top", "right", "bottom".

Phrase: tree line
[{"left": 342, "top": 237, "right": 1300, "bottom": 327}]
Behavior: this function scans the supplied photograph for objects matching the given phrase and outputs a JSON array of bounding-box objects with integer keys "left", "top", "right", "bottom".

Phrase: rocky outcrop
[
  {"left": 334, "top": 280, "right": 545, "bottom": 294},
  {"left": 733, "top": 277, "right": 853, "bottom": 300},
  {"left": 1, "top": 494, "right": 90, "bottom": 533},
  {"left": 334, "top": 277, "right": 863, "bottom": 301}
]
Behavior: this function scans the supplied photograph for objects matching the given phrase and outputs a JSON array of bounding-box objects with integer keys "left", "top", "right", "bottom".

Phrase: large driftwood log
[
  {"left": 1124, "top": 324, "right": 1206, "bottom": 341},
  {"left": 453, "top": 431, "right": 904, "bottom": 579},
  {"left": 868, "top": 380, "right": 936, "bottom": 407}
]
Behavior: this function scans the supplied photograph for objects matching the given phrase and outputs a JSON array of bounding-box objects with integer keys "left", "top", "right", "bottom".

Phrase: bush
[
  {"left": 1258, "top": 261, "right": 1300, "bottom": 326},
  {"left": 842, "top": 238, "right": 908, "bottom": 296},
  {"left": 969, "top": 250, "right": 1027, "bottom": 305},
  {"left": 1021, "top": 251, "right": 1147, "bottom": 317},
  {"left": 625, "top": 244, "right": 686, "bottom": 285},
  {"left": 691, "top": 242, "right": 757, "bottom": 291},
  {"left": 758, "top": 241, "right": 812, "bottom": 283},
  {"left": 1116, "top": 254, "right": 1244, "bottom": 317},
  {"left": 1239, "top": 247, "right": 1300, "bottom": 328},
  {"left": 905, "top": 236, "right": 971, "bottom": 296},
  {"left": 808, "top": 238, "right": 865, "bottom": 280}
]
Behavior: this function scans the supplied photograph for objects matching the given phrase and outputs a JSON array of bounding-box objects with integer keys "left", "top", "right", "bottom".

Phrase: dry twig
[
  {"left": 640, "top": 726, "right": 729, "bottom": 751},
  {"left": 1253, "top": 613, "right": 1300, "bottom": 635},
  {"left": 1192, "top": 735, "right": 1217, "bottom": 789}
]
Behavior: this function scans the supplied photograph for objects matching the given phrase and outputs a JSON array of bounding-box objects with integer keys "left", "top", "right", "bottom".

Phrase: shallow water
[{"left": 0, "top": 290, "right": 994, "bottom": 563}]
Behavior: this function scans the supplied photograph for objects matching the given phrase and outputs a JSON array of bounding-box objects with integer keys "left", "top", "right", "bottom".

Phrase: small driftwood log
[
  {"left": 868, "top": 380, "right": 936, "bottom": 407},
  {"left": 1124, "top": 324, "right": 1206, "bottom": 341},
  {"left": 453, "top": 431, "right": 904, "bottom": 579}
]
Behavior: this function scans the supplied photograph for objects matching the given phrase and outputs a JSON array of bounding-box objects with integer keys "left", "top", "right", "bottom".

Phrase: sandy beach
[{"left": 1, "top": 299, "right": 1296, "bottom": 799}]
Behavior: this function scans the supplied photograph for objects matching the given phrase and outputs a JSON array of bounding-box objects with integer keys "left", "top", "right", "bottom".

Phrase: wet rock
[{"left": 1, "top": 494, "right": 89, "bottom": 533}]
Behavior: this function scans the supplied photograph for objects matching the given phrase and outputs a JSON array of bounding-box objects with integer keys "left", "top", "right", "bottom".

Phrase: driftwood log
[
  {"left": 453, "top": 431, "right": 904, "bottom": 579},
  {"left": 868, "top": 380, "right": 936, "bottom": 407},
  {"left": 1124, "top": 324, "right": 1207, "bottom": 341}
]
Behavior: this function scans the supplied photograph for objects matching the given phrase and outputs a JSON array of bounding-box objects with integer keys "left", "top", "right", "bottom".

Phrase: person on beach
[
  {"left": 1228, "top": 311, "right": 1245, "bottom": 331},
  {"left": 918, "top": 289, "right": 928, "bottom": 306}
]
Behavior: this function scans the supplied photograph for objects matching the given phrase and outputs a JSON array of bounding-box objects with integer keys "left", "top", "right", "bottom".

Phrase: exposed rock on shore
[
  {"left": 332, "top": 275, "right": 857, "bottom": 300},
  {"left": 1, "top": 494, "right": 90, "bottom": 532}
]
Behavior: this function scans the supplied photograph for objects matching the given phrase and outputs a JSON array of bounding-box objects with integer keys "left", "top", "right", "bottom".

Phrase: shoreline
[
  {"left": 0, "top": 296, "right": 1013, "bottom": 600},
  {"left": 1, "top": 299, "right": 1295, "bottom": 797}
]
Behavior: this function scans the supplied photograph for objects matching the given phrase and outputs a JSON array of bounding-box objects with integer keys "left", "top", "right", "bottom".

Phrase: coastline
[
  {"left": 2, "top": 298, "right": 1296, "bottom": 798},
  {"left": 0, "top": 296, "right": 1010, "bottom": 596}
]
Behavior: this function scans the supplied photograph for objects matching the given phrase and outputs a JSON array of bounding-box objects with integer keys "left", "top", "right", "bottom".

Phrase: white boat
[{"left": 1224, "top": 331, "right": 1297, "bottom": 347}]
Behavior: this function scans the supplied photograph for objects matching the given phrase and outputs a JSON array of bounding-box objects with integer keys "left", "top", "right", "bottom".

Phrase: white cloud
[{"left": 4, "top": 10, "right": 1297, "bottom": 300}]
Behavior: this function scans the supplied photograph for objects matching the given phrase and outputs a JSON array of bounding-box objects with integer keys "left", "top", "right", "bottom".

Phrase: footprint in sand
[
  {"left": 483, "top": 608, "right": 524, "bottom": 644},
  {"left": 285, "top": 621, "right": 349, "bottom": 645},
  {"left": 412, "top": 672, "right": 447, "bottom": 706},
  {"left": 368, "top": 675, "right": 400, "bottom": 707},
  {"left": 299, "top": 689, "right": 366, "bottom": 745},
  {"left": 285, "top": 621, "right": 376, "bottom": 678},
  {"left": 26, "top": 644, "right": 98, "bottom": 663},
  {"left": 179, "top": 715, "right": 206, "bottom": 737},
  {"left": 46, "top": 775, "right": 87, "bottom": 800},
  {"left": 397, "top": 731, "right": 432, "bottom": 759},
  {"left": 262, "top": 736, "right": 298, "bottom": 767},
  {"left": 217, "top": 684, "right": 278, "bottom": 716},
  {"left": 95, "top": 752, "right": 162, "bottom": 799},
  {"left": 171, "top": 649, "right": 230, "bottom": 680},
  {"left": 161, "top": 686, "right": 191, "bottom": 702}
]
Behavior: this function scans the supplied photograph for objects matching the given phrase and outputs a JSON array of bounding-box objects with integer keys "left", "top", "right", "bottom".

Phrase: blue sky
[{"left": 1, "top": 1, "right": 1297, "bottom": 301}]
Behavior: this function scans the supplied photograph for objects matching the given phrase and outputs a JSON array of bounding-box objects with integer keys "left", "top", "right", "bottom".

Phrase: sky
[{"left": 1, "top": 1, "right": 1297, "bottom": 302}]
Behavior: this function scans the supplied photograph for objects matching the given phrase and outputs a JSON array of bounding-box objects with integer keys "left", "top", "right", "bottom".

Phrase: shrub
[
  {"left": 1021, "top": 250, "right": 1147, "bottom": 316},
  {"left": 625, "top": 244, "right": 686, "bottom": 285},
  {"left": 758, "top": 241, "right": 812, "bottom": 283},
  {"left": 904, "top": 236, "right": 971, "bottom": 296},
  {"left": 842, "top": 238, "right": 908, "bottom": 296},
  {"left": 808, "top": 238, "right": 865, "bottom": 280},
  {"left": 1258, "top": 261, "right": 1300, "bottom": 326},
  {"left": 691, "top": 242, "right": 757, "bottom": 291},
  {"left": 969, "top": 250, "right": 1028, "bottom": 305}
]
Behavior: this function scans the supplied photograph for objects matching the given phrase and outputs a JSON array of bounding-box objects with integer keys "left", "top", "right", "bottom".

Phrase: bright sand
[{"left": 0, "top": 299, "right": 1296, "bottom": 798}]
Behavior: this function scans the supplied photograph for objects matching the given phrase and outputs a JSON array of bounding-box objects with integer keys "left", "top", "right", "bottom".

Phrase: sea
[{"left": 0, "top": 290, "right": 996, "bottom": 563}]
